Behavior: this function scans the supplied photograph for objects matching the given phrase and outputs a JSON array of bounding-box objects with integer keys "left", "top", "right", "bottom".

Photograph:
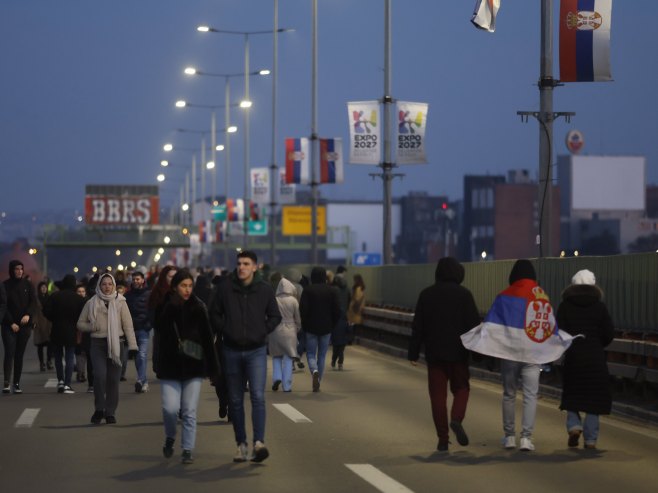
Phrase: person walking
[
  {"left": 347, "top": 274, "right": 366, "bottom": 334},
  {"left": 331, "top": 270, "right": 350, "bottom": 370},
  {"left": 77, "top": 273, "right": 138, "bottom": 424},
  {"left": 155, "top": 270, "right": 219, "bottom": 464},
  {"left": 270, "top": 278, "right": 301, "bottom": 392},
  {"left": 76, "top": 283, "right": 94, "bottom": 393},
  {"left": 300, "top": 267, "right": 341, "bottom": 392},
  {"left": 148, "top": 265, "right": 177, "bottom": 374},
  {"left": 43, "top": 274, "right": 86, "bottom": 394},
  {"left": 408, "top": 257, "right": 481, "bottom": 452},
  {"left": 2, "top": 260, "right": 36, "bottom": 394},
  {"left": 209, "top": 251, "right": 281, "bottom": 463},
  {"left": 33, "top": 281, "right": 53, "bottom": 372},
  {"left": 125, "top": 267, "right": 152, "bottom": 393},
  {"left": 557, "top": 269, "right": 614, "bottom": 450}
]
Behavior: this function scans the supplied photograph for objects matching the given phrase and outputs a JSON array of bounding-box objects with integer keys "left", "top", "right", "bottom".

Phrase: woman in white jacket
[
  {"left": 269, "top": 278, "right": 301, "bottom": 392},
  {"left": 77, "top": 273, "right": 138, "bottom": 424}
]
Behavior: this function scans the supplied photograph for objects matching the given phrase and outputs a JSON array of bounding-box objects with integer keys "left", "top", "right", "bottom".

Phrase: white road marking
[
  {"left": 345, "top": 464, "right": 414, "bottom": 493},
  {"left": 15, "top": 408, "right": 40, "bottom": 428},
  {"left": 272, "top": 403, "right": 312, "bottom": 423},
  {"left": 45, "top": 379, "right": 58, "bottom": 388}
]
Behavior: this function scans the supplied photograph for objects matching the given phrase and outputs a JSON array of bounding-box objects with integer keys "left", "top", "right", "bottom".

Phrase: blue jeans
[
  {"left": 272, "top": 355, "right": 294, "bottom": 391},
  {"left": 53, "top": 344, "right": 75, "bottom": 386},
  {"left": 567, "top": 411, "right": 600, "bottom": 445},
  {"left": 160, "top": 378, "right": 203, "bottom": 451},
  {"left": 305, "top": 333, "right": 331, "bottom": 380},
  {"left": 223, "top": 345, "right": 267, "bottom": 445},
  {"left": 134, "top": 330, "right": 150, "bottom": 384},
  {"left": 501, "top": 360, "right": 540, "bottom": 438}
]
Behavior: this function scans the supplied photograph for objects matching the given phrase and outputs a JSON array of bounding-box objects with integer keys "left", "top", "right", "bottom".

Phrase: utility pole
[{"left": 310, "top": 0, "right": 319, "bottom": 264}]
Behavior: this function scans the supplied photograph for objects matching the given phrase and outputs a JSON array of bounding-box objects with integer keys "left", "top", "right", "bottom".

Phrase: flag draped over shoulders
[{"left": 461, "top": 279, "right": 577, "bottom": 364}]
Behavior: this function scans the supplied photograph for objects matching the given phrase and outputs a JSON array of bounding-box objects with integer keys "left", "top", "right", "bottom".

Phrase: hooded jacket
[
  {"left": 268, "top": 278, "right": 302, "bottom": 358},
  {"left": 299, "top": 267, "right": 341, "bottom": 336},
  {"left": 208, "top": 270, "right": 282, "bottom": 350},
  {"left": 2, "top": 260, "right": 36, "bottom": 328},
  {"left": 43, "top": 275, "right": 87, "bottom": 346},
  {"left": 125, "top": 282, "right": 152, "bottom": 331},
  {"left": 557, "top": 283, "right": 615, "bottom": 414},
  {"left": 409, "top": 257, "right": 481, "bottom": 364}
]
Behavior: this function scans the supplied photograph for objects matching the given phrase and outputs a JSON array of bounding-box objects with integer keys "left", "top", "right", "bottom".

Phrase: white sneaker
[
  {"left": 250, "top": 440, "right": 269, "bottom": 463},
  {"left": 141, "top": 382, "right": 149, "bottom": 393},
  {"left": 519, "top": 437, "right": 535, "bottom": 451},
  {"left": 503, "top": 436, "right": 516, "bottom": 449},
  {"left": 233, "top": 442, "right": 248, "bottom": 462}
]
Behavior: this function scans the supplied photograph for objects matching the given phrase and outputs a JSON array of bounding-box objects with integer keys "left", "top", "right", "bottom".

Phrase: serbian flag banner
[
  {"left": 461, "top": 280, "right": 578, "bottom": 364},
  {"left": 471, "top": 0, "right": 501, "bottom": 33},
  {"left": 226, "top": 198, "right": 244, "bottom": 222},
  {"left": 319, "top": 138, "right": 344, "bottom": 184},
  {"left": 560, "top": 0, "right": 612, "bottom": 82},
  {"left": 285, "top": 138, "right": 310, "bottom": 184}
]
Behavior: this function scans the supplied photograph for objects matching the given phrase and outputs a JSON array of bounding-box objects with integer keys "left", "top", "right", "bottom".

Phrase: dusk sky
[{"left": 1, "top": 0, "right": 656, "bottom": 217}]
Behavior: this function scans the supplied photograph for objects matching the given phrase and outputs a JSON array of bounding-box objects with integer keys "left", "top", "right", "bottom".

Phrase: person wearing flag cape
[{"left": 461, "top": 259, "right": 578, "bottom": 452}]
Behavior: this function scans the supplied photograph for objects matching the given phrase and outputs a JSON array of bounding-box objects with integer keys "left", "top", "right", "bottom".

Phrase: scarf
[{"left": 89, "top": 274, "right": 124, "bottom": 367}]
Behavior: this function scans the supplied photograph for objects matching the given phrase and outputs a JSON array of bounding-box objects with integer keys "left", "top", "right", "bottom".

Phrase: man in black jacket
[
  {"left": 209, "top": 251, "right": 281, "bottom": 464},
  {"left": 2, "top": 260, "right": 36, "bottom": 394},
  {"left": 300, "top": 267, "right": 341, "bottom": 392},
  {"left": 408, "top": 257, "right": 481, "bottom": 452},
  {"left": 43, "top": 274, "right": 86, "bottom": 394},
  {"left": 125, "top": 268, "right": 151, "bottom": 393}
]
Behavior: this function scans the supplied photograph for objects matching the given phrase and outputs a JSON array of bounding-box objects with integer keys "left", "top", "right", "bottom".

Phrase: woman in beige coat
[
  {"left": 269, "top": 278, "right": 301, "bottom": 392},
  {"left": 77, "top": 273, "right": 137, "bottom": 424},
  {"left": 347, "top": 274, "right": 366, "bottom": 326}
]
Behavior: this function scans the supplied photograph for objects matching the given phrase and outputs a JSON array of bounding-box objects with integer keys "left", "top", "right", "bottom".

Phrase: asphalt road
[{"left": 1, "top": 344, "right": 657, "bottom": 493}]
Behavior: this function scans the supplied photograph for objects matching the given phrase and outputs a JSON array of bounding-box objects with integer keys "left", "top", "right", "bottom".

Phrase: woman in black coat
[
  {"left": 155, "top": 270, "right": 219, "bottom": 464},
  {"left": 557, "top": 269, "right": 615, "bottom": 450}
]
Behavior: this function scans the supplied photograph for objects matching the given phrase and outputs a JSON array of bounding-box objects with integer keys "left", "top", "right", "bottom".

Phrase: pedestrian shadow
[
  {"left": 112, "top": 458, "right": 263, "bottom": 483},
  {"left": 41, "top": 421, "right": 162, "bottom": 430}
]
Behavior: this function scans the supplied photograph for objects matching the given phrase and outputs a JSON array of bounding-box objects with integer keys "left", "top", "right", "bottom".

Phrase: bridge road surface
[{"left": 1, "top": 346, "right": 657, "bottom": 493}]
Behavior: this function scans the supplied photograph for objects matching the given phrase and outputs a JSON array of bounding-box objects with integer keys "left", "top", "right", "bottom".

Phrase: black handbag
[{"left": 173, "top": 322, "right": 203, "bottom": 361}]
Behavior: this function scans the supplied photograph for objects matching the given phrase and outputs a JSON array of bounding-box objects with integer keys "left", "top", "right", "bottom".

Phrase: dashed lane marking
[
  {"left": 15, "top": 408, "right": 40, "bottom": 428},
  {"left": 272, "top": 403, "right": 312, "bottom": 423},
  {"left": 45, "top": 379, "right": 58, "bottom": 388},
  {"left": 345, "top": 464, "right": 414, "bottom": 493}
]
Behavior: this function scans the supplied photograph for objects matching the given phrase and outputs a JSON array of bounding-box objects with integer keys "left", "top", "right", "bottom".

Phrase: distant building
[{"left": 460, "top": 174, "right": 504, "bottom": 261}]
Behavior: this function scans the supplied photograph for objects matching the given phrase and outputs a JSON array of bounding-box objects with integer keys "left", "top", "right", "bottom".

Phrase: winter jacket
[
  {"left": 125, "top": 285, "right": 152, "bottom": 331},
  {"left": 154, "top": 294, "right": 219, "bottom": 381},
  {"left": 2, "top": 260, "right": 36, "bottom": 328},
  {"left": 409, "top": 257, "right": 481, "bottom": 364},
  {"left": 269, "top": 278, "right": 301, "bottom": 358},
  {"left": 33, "top": 291, "right": 52, "bottom": 345},
  {"left": 77, "top": 295, "right": 138, "bottom": 350},
  {"left": 347, "top": 286, "right": 365, "bottom": 325},
  {"left": 208, "top": 271, "right": 282, "bottom": 350},
  {"left": 0, "top": 282, "right": 7, "bottom": 328},
  {"left": 331, "top": 274, "right": 351, "bottom": 345},
  {"left": 557, "top": 284, "right": 615, "bottom": 415},
  {"left": 43, "top": 275, "right": 86, "bottom": 346},
  {"left": 300, "top": 267, "right": 341, "bottom": 336}
]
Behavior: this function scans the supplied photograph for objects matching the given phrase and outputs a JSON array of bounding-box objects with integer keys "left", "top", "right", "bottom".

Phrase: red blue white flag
[
  {"left": 461, "top": 280, "right": 578, "bottom": 364},
  {"left": 226, "top": 198, "right": 244, "bottom": 222},
  {"left": 319, "top": 138, "right": 344, "bottom": 184},
  {"left": 560, "top": 0, "right": 612, "bottom": 82},
  {"left": 471, "top": 0, "right": 501, "bottom": 33},
  {"left": 285, "top": 138, "right": 310, "bottom": 184}
]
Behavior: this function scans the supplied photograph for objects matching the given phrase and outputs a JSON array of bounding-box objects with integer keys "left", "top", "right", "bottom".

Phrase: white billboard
[{"left": 570, "top": 156, "right": 645, "bottom": 211}]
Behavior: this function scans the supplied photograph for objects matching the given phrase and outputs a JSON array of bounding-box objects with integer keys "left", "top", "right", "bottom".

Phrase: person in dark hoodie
[
  {"left": 125, "top": 267, "right": 152, "bottom": 393},
  {"left": 43, "top": 274, "right": 86, "bottom": 393},
  {"left": 299, "top": 266, "right": 341, "bottom": 392},
  {"left": 209, "top": 251, "right": 281, "bottom": 463},
  {"left": 408, "top": 257, "right": 481, "bottom": 452},
  {"left": 2, "top": 260, "right": 36, "bottom": 394},
  {"left": 557, "top": 269, "right": 614, "bottom": 450}
]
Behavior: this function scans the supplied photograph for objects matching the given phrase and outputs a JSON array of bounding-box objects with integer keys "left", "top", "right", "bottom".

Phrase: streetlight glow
[
  {"left": 197, "top": 25, "right": 210, "bottom": 32},
  {"left": 239, "top": 100, "right": 252, "bottom": 108},
  {"left": 259, "top": 69, "right": 271, "bottom": 75},
  {"left": 175, "top": 100, "right": 187, "bottom": 108},
  {"left": 215, "top": 144, "right": 225, "bottom": 151},
  {"left": 115, "top": 249, "right": 121, "bottom": 256},
  {"left": 164, "top": 236, "right": 171, "bottom": 244},
  {"left": 227, "top": 126, "right": 237, "bottom": 133},
  {"left": 163, "top": 143, "right": 173, "bottom": 152},
  {"left": 157, "top": 174, "right": 165, "bottom": 182},
  {"left": 158, "top": 248, "right": 165, "bottom": 254},
  {"left": 181, "top": 203, "right": 189, "bottom": 212},
  {"left": 137, "top": 249, "right": 143, "bottom": 256},
  {"left": 184, "top": 67, "right": 197, "bottom": 75},
  {"left": 160, "top": 160, "right": 169, "bottom": 167},
  {"left": 73, "top": 267, "right": 79, "bottom": 273},
  {"left": 206, "top": 161, "right": 215, "bottom": 170}
]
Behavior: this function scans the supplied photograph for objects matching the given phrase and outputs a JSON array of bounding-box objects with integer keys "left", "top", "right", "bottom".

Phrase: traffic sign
[
  {"left": 353, "top": 252, "right": 382, "bottom": 266},
  {"left": 211, "top": 205, "right": 226, "bottom": 221}
]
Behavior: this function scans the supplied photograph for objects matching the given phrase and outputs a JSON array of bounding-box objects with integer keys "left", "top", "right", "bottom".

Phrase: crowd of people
[
  {"left": 1, "top": 254, "right": 615, "bottom": 461},
  {"left": 0, "top": 254, "right": 365, "bottom": 465}
]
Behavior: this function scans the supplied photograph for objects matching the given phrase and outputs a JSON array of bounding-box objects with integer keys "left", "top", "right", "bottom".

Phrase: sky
[{"left": 1, "top": 0, "right": 656, "bottom": 218}]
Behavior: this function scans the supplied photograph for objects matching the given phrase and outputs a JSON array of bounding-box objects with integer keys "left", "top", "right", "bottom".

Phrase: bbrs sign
[{"left": 84, "top": 185, "right": 159, "bottom": 225}]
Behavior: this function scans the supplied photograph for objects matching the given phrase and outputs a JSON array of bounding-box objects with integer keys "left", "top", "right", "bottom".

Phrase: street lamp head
[
  {"left": 181, "top": 204, "right": 189, "bottom": 212},
  {"left": 240, "top": 100, "right": 252, "bottom": 109},
  {"left": 206, "top": 161, "right": 215, "bottom": 170},
  {"left": 175, "top": 100, "right": 187, "bottom": 108},
  {"left": 157, "top": 174, "right": 165, "bottom": 182},
  {"left": 197, "top": 25, "right": 210, "bottom": 32},
  {"left": 215, "top": 144, "right": 225, "bottom": 151},
  {"left": 163, "top": 143, "right": 173, "bottom": 152},
  {"left": 184, "top": 67, "right": 197, "bottom": 75},
  {"left": 160, "top": 160, "right": 169, "bottom": 167},
  {"left": 259, "top": 69, "right": 271, "bottom": 76},
  {"left": 227, "top": 126, "right": 238, "bottom": 133}
]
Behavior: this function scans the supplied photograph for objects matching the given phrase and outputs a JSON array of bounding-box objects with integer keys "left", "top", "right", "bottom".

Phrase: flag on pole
[
  {"left": 461, "top": 281, "right": 578, "bottom": 364},
  {"left": 319, "top": 138, "right": 344, "bottom": 184},
  {"left": 471, "top": 0, "right": 501, "bottom": 33},
  {"left": 285, "top": 138, "right": 310, "bottom": 184},
  {"left": 226, "top": 198, "right": 244, "bottom": 222},
  {"left": 560, "top": 0, "right": 612, "bottom": 82}
]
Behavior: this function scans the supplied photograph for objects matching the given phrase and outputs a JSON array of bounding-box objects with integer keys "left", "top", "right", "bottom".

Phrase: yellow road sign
[{"left": 282, "top": 206, "right": 326, "bottom": 236}]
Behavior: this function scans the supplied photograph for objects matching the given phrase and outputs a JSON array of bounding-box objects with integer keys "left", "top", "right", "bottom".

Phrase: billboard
[{"left": 85, "top": 185, "right": 159, "bottom": 225}]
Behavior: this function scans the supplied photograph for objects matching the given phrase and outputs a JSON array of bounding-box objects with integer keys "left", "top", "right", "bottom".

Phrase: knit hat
[
  {"left": 508, "top": 259, "right": 536, "bottom": 285},
  {"left": 571, "top": 269, "right": 596, "bottom": 286}
]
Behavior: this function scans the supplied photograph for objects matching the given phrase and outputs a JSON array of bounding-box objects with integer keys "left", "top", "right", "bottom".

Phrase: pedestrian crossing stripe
[
  {"left": 345, "top": 464, "right": 414, "bottom": 493},
  {"left": 15, "top": 408, "right": 40, "bottom": 428},
  {"left": 272, "top": 403, "right": 312, "bottom": 423},
  {"left": 45, "top": 379, "right": 58, "bottom": 388}
]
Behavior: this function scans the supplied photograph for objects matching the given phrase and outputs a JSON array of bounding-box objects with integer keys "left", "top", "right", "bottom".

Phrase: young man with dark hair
[
  {"left": 125, "top": 268, "right": 152, "bottom": 393},
  {"left": 209, "top": 251, "right": 281, "bottom": 463}
]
